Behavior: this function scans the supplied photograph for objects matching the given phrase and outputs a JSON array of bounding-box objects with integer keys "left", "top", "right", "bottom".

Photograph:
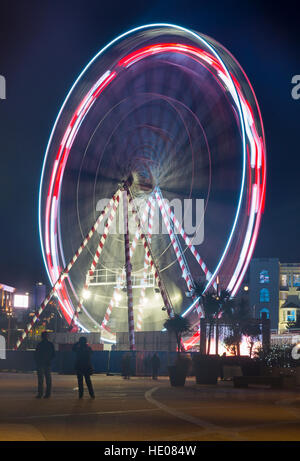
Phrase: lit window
[
  {"left": 281, "top": 274, "right": 292, "bottom": 287},
  {"left": 293, "top": 274, "right": 300, "bottom": 287},
  {"left": 287, "top": 310, "right": 296, "bottom": 322},
  {"left": 281, "top": 274, "right": 287, "bottom": 286},
  {"left": 259, "top": 308, "right": 270, "bottom": 319},
  {"left": 260, "top": 288, "right": 270, "bottom": 302},
  {"left": 260, "top": 270, "right": 269, "bottom": 283}
]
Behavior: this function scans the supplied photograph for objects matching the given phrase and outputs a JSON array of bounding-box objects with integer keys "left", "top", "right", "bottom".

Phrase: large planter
[
  {"left": 168, "top": 365, "right": 187, "bottom": 387},
  {"left": 264, "top": 366, "right": 297, "bottom": 389},
  {"left": 193, "top": 355, "right": 221, "bottom": 385},
  {"left": 282, "top": 375, "right": 297, "bottom": 389},
  {"left": 266, "top": 366, "right": 295, "bottom": 377},
  {"left": 220, "top": 357, "right": 262, "bottom": 379},
  {"left": 296, "top": 367, "right": 300, "bottom": 386}
]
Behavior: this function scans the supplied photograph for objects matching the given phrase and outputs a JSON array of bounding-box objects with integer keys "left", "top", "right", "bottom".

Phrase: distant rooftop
[
  {"left": 280, "top": 262, "right": 300, "bottom": 265},
  {"left": 281, "top": 295, "right": 300, "bottom": 309},
  {"left": 0, "top": 283, "right": 15, "bottom": 293}
]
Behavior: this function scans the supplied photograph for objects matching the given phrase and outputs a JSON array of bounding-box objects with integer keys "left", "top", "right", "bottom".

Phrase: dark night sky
[{"left": 0, "top": 0, "right": 299, "bottom": 291}]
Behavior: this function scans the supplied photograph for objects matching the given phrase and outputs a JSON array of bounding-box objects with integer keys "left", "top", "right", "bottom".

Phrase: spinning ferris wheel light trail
[{"left": 15, "top": 24, "right": 266, "bottom": 350}]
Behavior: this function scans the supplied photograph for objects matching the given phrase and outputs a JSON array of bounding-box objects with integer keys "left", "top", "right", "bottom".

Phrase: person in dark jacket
[
  {"left": 72, "top": 337, "right": 95, "bottom": 399},
  {"left": 35, "top": 331, "right": 55, "bottom": 399},
  {"left": 122, "top": 352, "right": 131, "bottom": 379},
  {"left": 151, "top": 353, "right": 160, "bottom": 380}
]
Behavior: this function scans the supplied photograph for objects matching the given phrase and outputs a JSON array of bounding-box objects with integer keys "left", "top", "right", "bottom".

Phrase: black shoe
[
  {"left": 35, "top": 395, "right": 42, "bottom": 399},
  {"left": 43, "top": 395, "right": 50, "bottom": 399},
  {"left": 90, "top": 395, "right": 95, "bottom": 399}
]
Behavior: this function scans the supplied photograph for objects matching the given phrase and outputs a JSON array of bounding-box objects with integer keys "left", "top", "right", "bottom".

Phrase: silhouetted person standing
[
  {"left": 72, "top": 337, "right": 95, "bottom": 399},
  {"left": 151, "top": 353, "right": 160, "bottom": 380},
  {"left": 143, "top": 355, "right": 151, "bottom": 377},
  {"left": 122, "top": 352, "right": 131, "bottom": 379},
  {"left": 35, "top": 331, "right": 55, "bottom": 399}
]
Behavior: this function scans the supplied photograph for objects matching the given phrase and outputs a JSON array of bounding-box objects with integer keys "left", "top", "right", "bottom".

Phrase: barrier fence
[
  {"left": 0, "top": 351, "right": 269, "bottom": 377},
  {"left": 0, "top": 350, "right": 181, "bottom": 375}
]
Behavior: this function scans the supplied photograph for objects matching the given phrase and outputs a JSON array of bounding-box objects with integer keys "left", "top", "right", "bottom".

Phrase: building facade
[
  {"left": 278, "top": 263, "right": 300, "bottom": 332},
  {"left": 0, "top": 283, "right": 15, "bottom": 316},
  {"left": 250, "top": 258, "right": 280, "bottom": 331},
  {"left": 250, "top": 259, "right": 300, "bottom": 333}
]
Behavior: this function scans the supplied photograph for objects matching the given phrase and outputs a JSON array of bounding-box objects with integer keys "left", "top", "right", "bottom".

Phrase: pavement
[{"left": 0, "top": 372, "right": 300, "bottom": 441}]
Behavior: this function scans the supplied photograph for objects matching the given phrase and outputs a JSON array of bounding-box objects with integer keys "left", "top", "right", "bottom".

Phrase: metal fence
[{"left": 0, "top": 350, "right": 182, "bottom": 375}]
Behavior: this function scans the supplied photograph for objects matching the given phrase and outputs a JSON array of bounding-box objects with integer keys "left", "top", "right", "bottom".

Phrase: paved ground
[{"left": 0, "top": 372, "right": 300, "bottom": 441}]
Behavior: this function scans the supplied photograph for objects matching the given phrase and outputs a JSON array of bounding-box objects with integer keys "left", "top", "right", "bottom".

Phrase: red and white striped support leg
[
  {"left": 61, "top": 190, "right": 122, "bottom": 279},
  {"left": 101, "top": 194, "right": 154, "bottom": 332},
  {"left": 15, "top": 189, "right": 122, "bottom": 349},
  {"left": 155, "top": 187, "right": 217, "bottom": 292},
  {"left": 101, "top": 285, "right": 121, "bottom": 333},
  {"left": 123, "top": 190, "right": 135, "bottom": 350},
  {"left": 155, "top": 189, "right": 203, "bottom": 317},
  {"left": 136, "top": 197, "right": 155, "bottom": 331},
  {"left": 15, "top": 291, "right": 55, "bottom": 350},
  {"left": 129, "top": 195, "right": 153, "bottom": 258},
  {"left": 127, "top": 190, "right": 174, "bottom": 318},
  {"left": 155, "top": 192, "right": 194, "bottom": 292},
  {"left": 70, "top": 193, "right": 121, "bottom": 330}
]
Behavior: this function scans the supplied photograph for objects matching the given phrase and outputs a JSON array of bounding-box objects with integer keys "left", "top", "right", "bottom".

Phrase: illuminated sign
[{"left": 14, "top": 294, "right": 29, "bottom": 309}]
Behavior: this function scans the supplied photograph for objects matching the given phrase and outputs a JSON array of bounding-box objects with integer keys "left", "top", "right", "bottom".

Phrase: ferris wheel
[{"left": 16, "top": 24, "right": 266, "bottom": 350}]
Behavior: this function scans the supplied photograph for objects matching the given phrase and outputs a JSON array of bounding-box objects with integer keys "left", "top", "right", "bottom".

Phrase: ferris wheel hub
[
  {"left": 122, "top": 167, "right": 155, "bottom": 194},
  {"left": 132, "top": 170, "right": 154, "bottom": 193}
]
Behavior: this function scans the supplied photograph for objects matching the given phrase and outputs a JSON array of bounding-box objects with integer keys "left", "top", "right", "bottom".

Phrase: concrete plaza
[{"left": 0, "top": 372, "right": 300, "bottom": 441}]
